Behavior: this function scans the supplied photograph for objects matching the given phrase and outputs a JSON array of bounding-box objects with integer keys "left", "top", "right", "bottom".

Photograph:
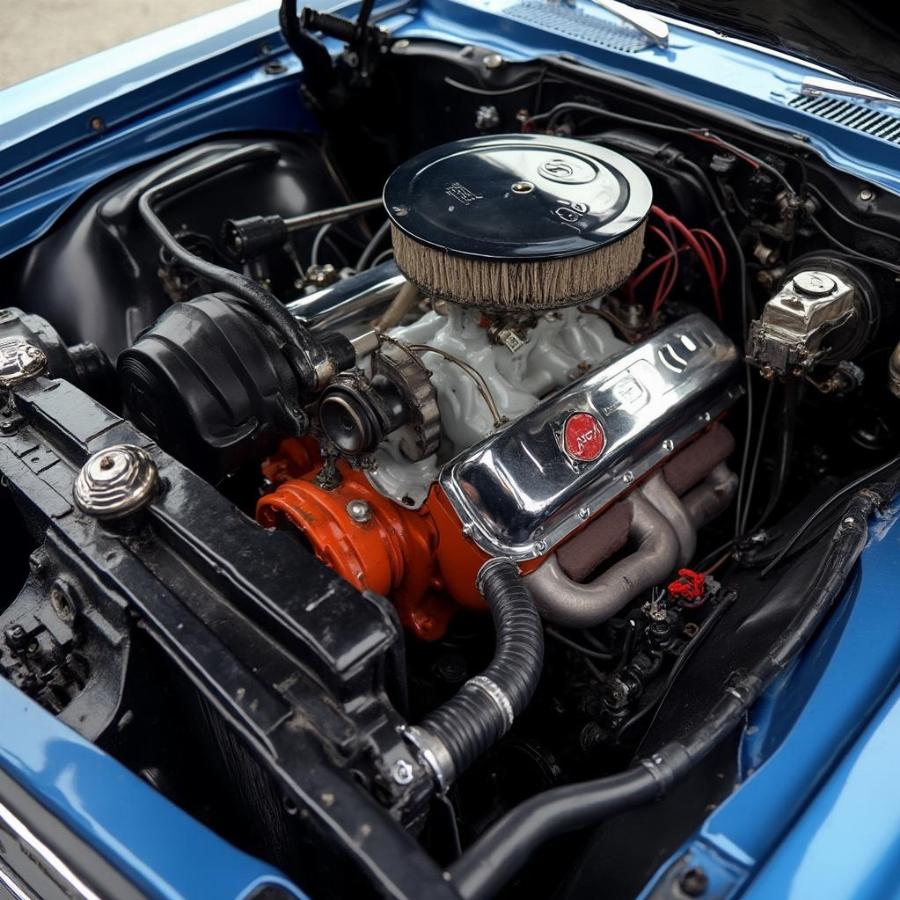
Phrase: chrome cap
[{"left": 73, "top": 444, "right": 158, "bottom": 519}]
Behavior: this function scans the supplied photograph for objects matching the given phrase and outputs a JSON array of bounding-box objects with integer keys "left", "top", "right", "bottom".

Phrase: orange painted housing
[{"left": 257, "top": 439, "right": 491, "bottom": 640}]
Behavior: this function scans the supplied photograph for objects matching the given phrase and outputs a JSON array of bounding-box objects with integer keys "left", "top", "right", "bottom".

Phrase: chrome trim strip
[
  {"left": 0, "top": 863, "right": 34, "bottom": 900},
  {"left": 0, "top": 798, "right": 100, "bottom": 900}
]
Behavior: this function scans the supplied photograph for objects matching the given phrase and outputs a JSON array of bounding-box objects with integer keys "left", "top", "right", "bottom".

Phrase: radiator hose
[{"left": 405, "top": 559, "right": 543, "bottom": 789}]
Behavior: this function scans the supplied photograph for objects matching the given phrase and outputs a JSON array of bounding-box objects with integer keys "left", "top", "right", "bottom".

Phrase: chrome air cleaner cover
[{"left": 383, "top": 134, "right": 652, "bottom": 310}]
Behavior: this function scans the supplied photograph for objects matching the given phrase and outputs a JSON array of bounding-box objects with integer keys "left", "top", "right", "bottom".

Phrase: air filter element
[{"left": 383, "top": 134, "right": 652, "bottom": 311}]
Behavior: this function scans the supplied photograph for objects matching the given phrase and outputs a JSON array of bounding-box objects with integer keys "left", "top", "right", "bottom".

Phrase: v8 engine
[{"left": 118, "top": 135, "right": 739, "bottom": 652}]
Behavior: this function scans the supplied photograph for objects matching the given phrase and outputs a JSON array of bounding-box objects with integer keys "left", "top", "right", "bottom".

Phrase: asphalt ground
[{"left": 0, "top": 1, "right": 236, "bottom": 89}]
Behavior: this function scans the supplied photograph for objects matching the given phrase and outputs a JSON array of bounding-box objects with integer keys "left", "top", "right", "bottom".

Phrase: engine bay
[{"left": 0, "top": 18, "right": 899, "bottom": 900}]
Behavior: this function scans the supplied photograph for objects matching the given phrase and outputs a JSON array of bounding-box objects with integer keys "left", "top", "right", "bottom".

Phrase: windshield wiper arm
[
  {"left": 800, "top": 75, "right": 900, "bottom": 108},
  {"left": 584, "top": 0, "right": 669, "bottom": 48}
]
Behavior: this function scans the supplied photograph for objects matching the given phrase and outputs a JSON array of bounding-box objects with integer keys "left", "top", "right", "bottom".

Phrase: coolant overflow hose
[{"left": 405, "top": 559, "right": 544, "bottom": 790}]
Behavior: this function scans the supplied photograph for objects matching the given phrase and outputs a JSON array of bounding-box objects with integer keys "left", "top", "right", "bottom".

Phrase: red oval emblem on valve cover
[{"left": 563, "top": 412, "right": 606, "bottom": 461}]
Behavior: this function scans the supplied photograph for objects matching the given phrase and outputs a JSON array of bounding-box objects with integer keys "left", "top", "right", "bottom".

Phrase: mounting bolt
[
  {"left": 661, "top": 439, "right": 674, "bottom": 452},
  {"left": 73, "top": 445, "right": 158, "bottom": 520},
  {"left": 28, "top": 549, "right": 49, "bottom": 578},
  {"left": 679, "top": 867, "right": 709, "bottom": 897},
  {"left": 858, "top": 188, "right": 875, "bottom": 202},
  {"left": 4, "top": 625, "right": 26, "bottom": 650},
  {"left": 623, "top": 471, "right": 635, "bottom": 484},
  {"left": 392, "top": 758, "right": 415, "bottom": 785},
  {"left": 346, "top": 499, "right": 372, "bottom": 524},
  {"left": 483, "top": 52, "right": 504, "bottom": 70},
  {"left": 578, "top": 507, "right": 591, "bottom": 519}
]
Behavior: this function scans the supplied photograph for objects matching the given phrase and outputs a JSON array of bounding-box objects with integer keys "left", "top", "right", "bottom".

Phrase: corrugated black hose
[
  {"left": 406, "top": 559, "right": 544, "bottom": 790},
  {"left": 448, "top": 477, "right": 898, "bottom": 900}
]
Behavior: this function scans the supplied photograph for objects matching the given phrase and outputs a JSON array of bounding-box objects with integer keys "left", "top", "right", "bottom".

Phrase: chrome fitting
[{"left": 0, "top": 337, "right": 47, "bottom": 388}]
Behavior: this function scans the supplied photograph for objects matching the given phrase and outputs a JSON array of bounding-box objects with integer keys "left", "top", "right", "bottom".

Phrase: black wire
[
  {"left": 443, "top": 75, "right": 556, "bottom": 97},
  {"left": 532, "top": 101, "right": 693, "bottom": 138},
  {"left": 437, "top": 792, "right": 463, "bottom": 860},
  {"left": 615, "top": 619, "right": 637, "bottom": 673},
  {"left": 545, "top": 627, "right": 615, "bottom": 662},
  {"left": 760, "top": 453, "right": 900, "bottom": 577},
  {"left": 692, "top": 130, "right": 794, "bottom": 195},
  {"left": 694, "top": 537, "right": 736, "bottom": 573},
  {"left": 807, "top": 213, "right": 900, "bottom": 276},
  {"left": 673, "top": 157, "right": 757, "bottom": 543},
  {"left": 752, "top": 381, "right": 797, "bottom": 532},
  {"left": 739, "top": 379, "right": 775, "bottom": 535},
  {"left": 581, "top": 630, "right": 616, "bottom": 655},
  {"left": 805, "top": 183, "right": 900, "bottom": 247}
]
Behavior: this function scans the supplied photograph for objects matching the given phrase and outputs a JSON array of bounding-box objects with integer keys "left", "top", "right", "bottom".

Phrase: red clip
[{"left": 668, "top": 568, "right": 706, "bottom": 603}]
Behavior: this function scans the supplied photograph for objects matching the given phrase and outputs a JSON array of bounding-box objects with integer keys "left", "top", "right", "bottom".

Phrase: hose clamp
[
  {"left": 639, "top": 752, "right": 671, "bottom": 798},
  {"left": 401, "top": 725, "right": 455, "bottom": 793},
  {"left": 475, "top": 557, "right": 517, "bottom": 596},
  {"left": 468, "top": 675, "right": 515, "bottom": 732}
]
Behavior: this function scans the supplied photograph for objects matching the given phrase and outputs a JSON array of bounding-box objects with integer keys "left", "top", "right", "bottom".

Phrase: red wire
[
  {"left": 686, "top": 130, "right": 762, "bottom": 169},
  {"left": 652, "top": 206, "right": 723, "bottom": 319},
  {"left": 625, "top": 209, "right": 728, "bottom": 320},
  {"left": 629, "top": 224, "right": 678, "bottom": 302},
  {"left": 692, "top": 228, "right": 728, "bottom": 286}
]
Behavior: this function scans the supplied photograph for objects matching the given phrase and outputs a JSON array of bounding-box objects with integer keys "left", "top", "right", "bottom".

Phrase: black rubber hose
[
  {"left": 753, "top": 380, "right": 797, "bottom": 532},
  {"left": 449, "top": 484, "right": 893, "bottom": 900},
  {"left": 418, "top": 559, "right": 543, "bottom": 782},
  {"left": 279, "top": 0, "right": 337, "bottom": 103},
  {"left": 137, "top": 142, "right": 326, "bottom": 392}
]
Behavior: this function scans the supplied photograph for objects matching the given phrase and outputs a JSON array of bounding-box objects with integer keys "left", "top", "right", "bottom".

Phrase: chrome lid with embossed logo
[{"left": 383, "top": 134, "right": 651, "bottom": 262}]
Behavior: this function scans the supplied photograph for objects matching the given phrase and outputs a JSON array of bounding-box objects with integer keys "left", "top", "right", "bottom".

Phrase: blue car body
[{"left": 1, "top": 2, "right": 898, "bottom": 897}]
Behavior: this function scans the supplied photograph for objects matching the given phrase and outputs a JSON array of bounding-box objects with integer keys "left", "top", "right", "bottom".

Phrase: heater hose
[{"left": 406, "top": 559, "right": 543, "bottom": 788}]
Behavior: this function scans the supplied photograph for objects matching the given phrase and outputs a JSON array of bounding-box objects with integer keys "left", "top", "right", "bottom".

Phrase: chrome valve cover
[{"left": 439, "top": 313, "right": 741, "bottom": 560}]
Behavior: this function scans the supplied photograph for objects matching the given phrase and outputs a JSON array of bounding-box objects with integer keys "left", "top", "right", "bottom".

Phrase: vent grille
[
  {"left": 503, "top": 0, "right": 651, "bottom": 53},
  {"left": 789, "top": 94, "right": 900, "bottom": 144}
]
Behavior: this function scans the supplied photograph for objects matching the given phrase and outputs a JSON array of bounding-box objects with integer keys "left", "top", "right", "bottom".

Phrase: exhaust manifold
[{"left": 525, "top": 458, "right": 737, "bottom": 629}]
